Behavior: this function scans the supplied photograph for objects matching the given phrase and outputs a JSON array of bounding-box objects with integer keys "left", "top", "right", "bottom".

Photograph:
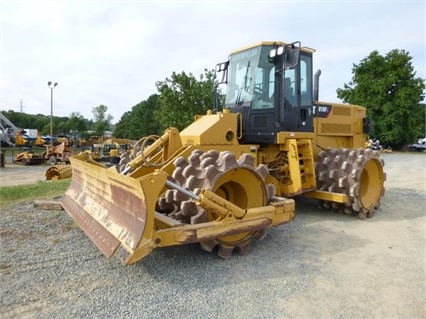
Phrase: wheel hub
[{"left": 157, "top": 150, "right": 273, "bottom": 257}]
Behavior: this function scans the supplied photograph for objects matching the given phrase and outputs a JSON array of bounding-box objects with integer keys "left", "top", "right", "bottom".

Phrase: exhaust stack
[{"left": 313, "top": 69, "right": 321, "bottom": 102}]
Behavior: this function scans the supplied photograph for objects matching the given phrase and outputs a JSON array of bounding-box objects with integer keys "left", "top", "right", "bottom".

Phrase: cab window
[{"left": 300, "top": 54, "right": 313, "bottom": 106}]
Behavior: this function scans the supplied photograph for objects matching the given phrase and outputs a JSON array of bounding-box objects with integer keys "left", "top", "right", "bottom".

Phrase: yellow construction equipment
[
  {"left": 13, "top": 131, "right": 29, "bottom": 147},
  {"left": 42, "top": 142, "right": 73, "bottom": 164},
  {"left": 13, "top": 147, "right": 44, "bottom": 165},
  {"left": 34, "top": 133, "right": 46, "bottom": 146},
  {"left": 62, "top": 41, "right": 386, "bottom": 265},
  {"left": 45, "top": 163, "right": 72, "bottom": 180},
  {"left": 97, "top": 138, "right": 132, "bottom": 163},
  {"left": 80, "top": 138, "right": 132, "bottom": 163}
]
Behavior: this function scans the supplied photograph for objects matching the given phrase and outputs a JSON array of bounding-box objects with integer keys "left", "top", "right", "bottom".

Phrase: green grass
[
  {"left": 0, "top": 179, "right": 71, "bottom": 208},
  {"left": 2, "top": 146, "right": 47, "bottom": 155}
]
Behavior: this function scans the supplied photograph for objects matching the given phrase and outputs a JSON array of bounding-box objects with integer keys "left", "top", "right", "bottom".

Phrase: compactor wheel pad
[
  {"left": 157, "top": 150, "right": 274, "bottom": 258},
  {"left": 45, "top": 163, "right": 72, "bottom": 180},
  {"left": 315, "top": 148, "right": 386, "bottom": 218}
]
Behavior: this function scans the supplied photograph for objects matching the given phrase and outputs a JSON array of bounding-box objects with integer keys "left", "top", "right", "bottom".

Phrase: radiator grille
[
  {"left": 333, "top": 106, "right": 351, "bottom": 116},
  {"left": 321, "top": 123, "right": 351, "bottom": 134}
]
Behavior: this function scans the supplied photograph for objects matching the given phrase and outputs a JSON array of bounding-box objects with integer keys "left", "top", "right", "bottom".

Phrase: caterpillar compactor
[{"left": 62, "top": 41, "right": 386, "bottom": 265}]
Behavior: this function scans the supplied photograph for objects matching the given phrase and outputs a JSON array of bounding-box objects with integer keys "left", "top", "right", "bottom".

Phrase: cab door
[{"left": 277, "top": 53, "right": 314, "bottom": 133}]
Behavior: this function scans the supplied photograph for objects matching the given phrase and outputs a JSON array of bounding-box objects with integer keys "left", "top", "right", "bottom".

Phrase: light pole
[{"left": 47, "top": 81, "right": 58, "bottom": 146}]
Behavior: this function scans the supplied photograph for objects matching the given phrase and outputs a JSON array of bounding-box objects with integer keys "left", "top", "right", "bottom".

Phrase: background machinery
[
  {"left": 0, "top": 112, "right": 28, "bottom": 147},
  {"left": 41, "top": 142, "right": 73, "bottom": 164},
  {"left": 95, "top": 138, "right": 132, "bottom": 163},
  {"left": 408, "top": 137, "right": 426, "bottom": 152},
  {"left": 62, "top": 41, "right": 386, "bottom": 265},
  {"left": 13, "top": 147, "right": 44, "bottom": 165},
  {"left": 45, "top": 163, "right": 73, "bottom": 180}
]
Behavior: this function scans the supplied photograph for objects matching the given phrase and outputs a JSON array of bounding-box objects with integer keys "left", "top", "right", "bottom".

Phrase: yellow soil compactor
[{"left": 62, "top": 41, "right": 386, "bottom": 265}]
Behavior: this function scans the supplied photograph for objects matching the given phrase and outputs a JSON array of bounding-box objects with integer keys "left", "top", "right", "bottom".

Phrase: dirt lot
[
  {"left": 0, "top": 152, "right": 425, "bottom": 318},
  {"left": 0, "top": 161, "right": 49, "bottom": 187}
]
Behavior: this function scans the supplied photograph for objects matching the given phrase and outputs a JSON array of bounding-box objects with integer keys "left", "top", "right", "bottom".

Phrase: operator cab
[{"left": 216, "top": 41, "right": 314, "bottom": 144}]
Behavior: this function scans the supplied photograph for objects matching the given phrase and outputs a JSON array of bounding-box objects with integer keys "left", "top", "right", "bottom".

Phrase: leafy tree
[
  {"left": 2, "top": 110, "right": 31, "bottom": 129},
  {"left": 57, "top": 121, "right": 68, "bottom": 136},
  {"left": 33, "top": 114, "right": 50, "bottom": 134},
  {"left": 113, "top": 111, "right": 132, "bottom": 138},
  {"left": 1, "top": 110, "right": 68, "bottom": 136},
  {"left": 114, "top": 94, "right": 161, "bottom": 139},
  {"left": 337, "top": 49, "right": 425, "bottom": 148},
  {"left": 154, "top": 69, "right": 222, "bottom": 131},
  {"left": 92, "top": 105, "right": 113, "bottom": 138},
  {"left": 41, "top": 123, "right": 51, "bottom": 135},
  {"left": 67, "top": 112, "right": 88, "bottom": 134},
  {"left": 2, "top": 68, "right": 227, "bottom": 141}
]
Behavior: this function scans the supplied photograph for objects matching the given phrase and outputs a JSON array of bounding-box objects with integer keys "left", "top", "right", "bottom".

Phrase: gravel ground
[
  {"left": 0, "top": 152, "right": 425, "bottom": 319},
  {"left": 0, "top": 161, "right": 49, "bottom": 187}
]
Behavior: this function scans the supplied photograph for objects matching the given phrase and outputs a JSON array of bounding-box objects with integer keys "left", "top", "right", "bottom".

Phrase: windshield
[{"left": 225, "top": 45, "right": 275, "bottom": 109}]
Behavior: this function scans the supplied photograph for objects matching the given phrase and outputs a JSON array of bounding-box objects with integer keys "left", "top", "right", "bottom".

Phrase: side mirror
[
  {"left": 284, "top": 41, "right": 300, "bottom": 69},
  {"left": 215, "top": 61, "right": 229, "bottom": 85},
  {"left": 215, "top": 61, "right": 229, "bottom": 72},
  {"left": 270, "top": 41, "right": 301, "bottom": 70}
]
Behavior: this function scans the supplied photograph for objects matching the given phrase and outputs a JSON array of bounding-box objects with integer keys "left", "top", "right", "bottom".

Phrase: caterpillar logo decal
[{"left": 313, "top": 104, "right": 332, "bottom": 118}]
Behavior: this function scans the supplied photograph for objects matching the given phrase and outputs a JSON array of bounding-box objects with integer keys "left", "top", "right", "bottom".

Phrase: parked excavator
[{"left": 62, "top": 41, "right": 386, "bottom": 265}]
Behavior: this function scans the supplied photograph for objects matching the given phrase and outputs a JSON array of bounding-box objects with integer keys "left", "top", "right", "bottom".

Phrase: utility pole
[{"left": 47, "top": 82, "right": 58, "bottom": 147}]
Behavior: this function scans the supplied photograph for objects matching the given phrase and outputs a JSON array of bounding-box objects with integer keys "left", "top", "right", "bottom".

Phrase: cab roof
[{"left": 230, "top": 41, "right": 315, "bottom": 55}]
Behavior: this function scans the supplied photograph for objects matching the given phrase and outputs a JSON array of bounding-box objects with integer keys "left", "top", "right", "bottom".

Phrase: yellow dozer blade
[
  {"left": 61, "top": 152, "right": 296, "bottom": 265},
  {"left": 61, "top": 154, "right": 168, "bottom": 264}
]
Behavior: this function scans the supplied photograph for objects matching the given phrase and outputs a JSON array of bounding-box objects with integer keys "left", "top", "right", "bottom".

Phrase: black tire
[
  {"left": 49, "top": 156, "right": 58, "bottom": 165},
  {"left": 109, "top": 156, "right": 120, "bottom": 164}
]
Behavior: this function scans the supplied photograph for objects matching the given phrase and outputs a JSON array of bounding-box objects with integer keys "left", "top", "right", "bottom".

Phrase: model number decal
[{"left": 313, "top": 104, "right": 332, "bottom": 118}]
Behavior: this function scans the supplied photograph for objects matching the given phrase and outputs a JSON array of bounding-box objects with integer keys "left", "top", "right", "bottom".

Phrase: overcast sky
[{"left": 1, "top": 0, "right": 425, "bottom": 124}]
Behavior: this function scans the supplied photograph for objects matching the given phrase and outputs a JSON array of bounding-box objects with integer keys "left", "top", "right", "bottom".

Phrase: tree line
[
  {"left": 114, "top": 69, "right": 222, "bottom": 138},
  {"left": 2, "top": 105, "right": 115, "bottom": 140},
  {"left": 2, "top": 50, "right": 425, "bottom": 149},
  {"left": 337, "top": 49, "right": 425, "bottom": 149},
  {"left": 2, "top": 69, "right": 221, "bottom": 141}
]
